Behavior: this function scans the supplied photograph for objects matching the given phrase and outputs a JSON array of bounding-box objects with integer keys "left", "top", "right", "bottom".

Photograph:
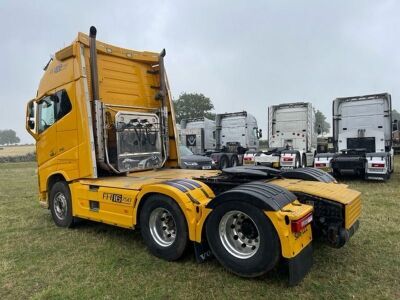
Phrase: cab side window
[
  {"left": 55, "top": 90, "right": 72, "bottom": 120},
  {"left": 38, "top": 96, "right": 56, "bottom": 133},
  {"left": 37, "top": 90, "right": 72, "bottom": 133}
]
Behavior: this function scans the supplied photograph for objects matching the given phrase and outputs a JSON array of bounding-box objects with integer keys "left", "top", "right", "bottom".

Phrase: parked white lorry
[
  {"left": 180, "top": 112, "right": 261, "bottom": 169},
  {"left": 314, "top": 93, "right": 394, "bottom": 180},
  {"left": 255, "top": 102, "right": 317, "bottom": 169}
]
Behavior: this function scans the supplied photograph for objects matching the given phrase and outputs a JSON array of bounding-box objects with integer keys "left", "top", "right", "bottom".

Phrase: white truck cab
[{"left": 255, "top": 102, "right": 316, "bottom": 169}]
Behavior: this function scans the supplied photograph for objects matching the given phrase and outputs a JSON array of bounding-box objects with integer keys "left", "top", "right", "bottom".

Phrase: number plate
[{"left": 202, "top": 165, "right": 212, "bottom": 170}]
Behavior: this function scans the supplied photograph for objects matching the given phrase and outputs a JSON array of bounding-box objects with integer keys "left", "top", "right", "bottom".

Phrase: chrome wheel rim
[
  {"left": 219, "top": 210, "right": 260, "bottom": 259},
  {"left": 54, "top": 192, "right": 67, "bottom": 220},
  {"left": 149, "top": 208, "right": 176, "bottom": 247}
]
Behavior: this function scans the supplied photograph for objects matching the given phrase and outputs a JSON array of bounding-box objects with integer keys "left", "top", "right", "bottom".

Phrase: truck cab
[
  {"left": 255, "top": 102, "right": 317, "bottom": 169},
  {"left": 314, "top": 93, "right": 394, "bottom": 180},
  {"left": 180, "top": 112, "right": 262, "bottom": 169}
]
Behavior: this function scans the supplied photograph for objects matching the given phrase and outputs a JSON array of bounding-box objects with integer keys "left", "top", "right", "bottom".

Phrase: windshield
[{"left": 179, "top": 145, "right": 193, "bottom": 156}]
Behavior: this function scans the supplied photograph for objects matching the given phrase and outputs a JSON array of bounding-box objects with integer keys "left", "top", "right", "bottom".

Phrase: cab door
[
  {"left": 55, "top": 83, "right": 79, "bottom": 178},
  {"left": 36, "top": 94, "right": 58, "bottom": 189}
]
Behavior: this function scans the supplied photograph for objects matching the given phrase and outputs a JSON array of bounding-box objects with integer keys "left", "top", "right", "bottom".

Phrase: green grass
[{"left": 0, "top": 161, "right": 399, "bottom": 299}]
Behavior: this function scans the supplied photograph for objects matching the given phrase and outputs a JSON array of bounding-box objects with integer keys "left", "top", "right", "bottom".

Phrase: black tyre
[
  {"left": 140, "top": 194, "right": 188, "bottom": 261},
  {"left": 230, "top": 155, "right": 239, "bottom": 167},
  {"left": 206, "top": 201, "right": 280, "bottom": 278},
  {"left": 301, "top": 154, "right": 307, "bottom": 168},
  {"left": 389, "top": 156, "right": 394, "bottom": 174},
  {"left": 294, "top": 154, "right": 300, "bottom": 168},
  {"left": 219, "top": 155, "right": 229, "bottom": 169},
  {"left": 49, "top": 181, "right": 74, "bottom": 228}
]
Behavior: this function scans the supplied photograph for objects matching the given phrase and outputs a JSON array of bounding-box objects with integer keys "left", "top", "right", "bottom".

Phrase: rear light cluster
[
  {"left": 244, "top": 157, "right": 253, "bottom": 161},
  {"left": 282, "top": 157, "right": 293, "bottom": 162},
  {"left": 315, "top": 163, "right": 326, "bottom": 167},
  {"left": 371, "top": 163, "right": 385, "bottom": 168},
  {"left": 291, "top": 213, "right": 313, "bottom": 233}
]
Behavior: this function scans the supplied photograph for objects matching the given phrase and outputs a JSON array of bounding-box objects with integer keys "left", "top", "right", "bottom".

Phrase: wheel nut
[
  {"left": 230, "top": 224, "right": 235, "bottom": 229},
  {"left": 241, "top": 243, "right": 246, "bottom": 248},
  {"left": 162, "top": 226, "right": 167, "bottom": 230},
  {"left": 233, "top": 235, "right": 238, "bottom": 240},
  {"left": 251, "top": 246, "right": 256, "bottom": 250}
]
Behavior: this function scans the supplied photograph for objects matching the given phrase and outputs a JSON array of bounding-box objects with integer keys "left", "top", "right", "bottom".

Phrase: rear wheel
[
  {"left": 301, "top": 154, "right": 307, "bottom": 168},
  {"left": 140, "top": 195, "right": 188, "bottom": 261},
  {"left": 219, "top": 155, "right": 229, "bottom": 169},
  {"left": 49, "top": 181, "right": 74, "bottom": 228},
  {"left": 294, "top": 154, "right": 300, "bottom": 168},
  {"left": 206, "top": 201, "right": 280, "bottom": 277},
  {"left": 230, "top": 155, "right": 239, "bottom": 167}
]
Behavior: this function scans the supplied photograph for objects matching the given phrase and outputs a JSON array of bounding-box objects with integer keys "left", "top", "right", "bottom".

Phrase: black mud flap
[
  {"left": 287, "top": 243, "right": 313, "bottom": 286},
  {"left": 194, "top": 241, "right": 214, "bottom": 263}
]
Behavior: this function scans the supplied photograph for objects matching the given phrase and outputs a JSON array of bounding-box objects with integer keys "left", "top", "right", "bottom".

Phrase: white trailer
[
  {"left": 255, "top": 102, "right": 317, "bottom": 169},
  {"left": 180, "top": 112, "right": 261, "bottom": 169},
  {"left": 314, "top": 93, "right": 394, "bottom": 180}
]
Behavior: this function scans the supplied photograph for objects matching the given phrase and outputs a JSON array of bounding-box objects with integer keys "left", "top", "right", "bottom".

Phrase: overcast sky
[{"left": 1, "top": 0, "right": 399, "bottom": 143}]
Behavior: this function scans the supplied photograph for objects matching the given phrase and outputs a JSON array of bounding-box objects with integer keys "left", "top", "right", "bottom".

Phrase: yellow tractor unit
[{"left": 26, "top": 27, "right": 361, "bottom": 285}]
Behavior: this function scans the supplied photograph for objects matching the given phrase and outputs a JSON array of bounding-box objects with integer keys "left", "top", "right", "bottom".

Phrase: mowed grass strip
[{"left": 0, "top": 161, "right": 399, "bottom": 299}]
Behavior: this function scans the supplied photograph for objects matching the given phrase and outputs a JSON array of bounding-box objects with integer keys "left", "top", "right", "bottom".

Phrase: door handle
[{"left": 49, "top": 150, "right": 55, "bottom": 157}]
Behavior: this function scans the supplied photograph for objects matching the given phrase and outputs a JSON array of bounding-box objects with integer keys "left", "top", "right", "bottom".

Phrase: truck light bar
[{"left": 291, "top": 213, "right": 313, "bottom": 233}]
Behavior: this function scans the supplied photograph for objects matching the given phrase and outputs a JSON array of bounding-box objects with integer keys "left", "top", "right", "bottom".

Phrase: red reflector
[
  {"left": 291, "top": 213, "right": 313, "bottom": 233},
  {"left": 315, "top": 163, "right": 326, "bottom": 167},
  {"left": 372, "top": 163, "right": 384, "bottom": 168},
  {"left": 283, "top": 157, "right": 293, "bottom": 161},
  {"left": 244, "top": 157, "right": 251, "bottom": 161}
]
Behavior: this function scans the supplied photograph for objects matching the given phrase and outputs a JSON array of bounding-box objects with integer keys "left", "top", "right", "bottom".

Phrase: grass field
[
  {"left": 0, "top": 145, "right": 35, "bottom": 157},
  {"left": 0, "top": 162, "right": 399, "bottom": 299}
]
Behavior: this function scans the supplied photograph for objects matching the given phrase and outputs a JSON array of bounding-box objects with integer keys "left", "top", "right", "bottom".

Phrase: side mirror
[
  {"left": 26, "top": 99, "right": 38, "bottom": 140},
  {"left": 28, "top": 120, "right": 35, "bottom": 130},
  {"left": 258, "top": 129, "right": 263, "bottom": 138}
]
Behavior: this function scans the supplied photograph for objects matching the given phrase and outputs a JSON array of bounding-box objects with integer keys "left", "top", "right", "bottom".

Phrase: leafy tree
[
  {"left": 173, "top": 93, "right": 215, "bottom": 123},
  {"left": 392, "top": 109, "right": 400, "bottom": 122},
  {"left": 0, "top": 129, "right": 20, "bottom": 145},
  {"left": 314, "top": 110, "right": 330, "bottom": 135}
]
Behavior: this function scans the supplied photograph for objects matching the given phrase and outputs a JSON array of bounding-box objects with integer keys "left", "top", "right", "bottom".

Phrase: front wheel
[
  {"left": 49, "top": 181, "right": 74, "bottom": 228},
  {"left": 140, "top": 195, "right": 188, "bottom": 261},
  {"left": 206, "top": 201, "right": 280, "bottom": 277}
]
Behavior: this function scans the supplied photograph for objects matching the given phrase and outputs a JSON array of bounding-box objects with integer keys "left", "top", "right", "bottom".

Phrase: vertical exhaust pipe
[
  {"left": 89, "top": 26, "right": 100, "bottom": 101},
  {"left": 88, "top": 26, "right": 117, "bottom": 173}
]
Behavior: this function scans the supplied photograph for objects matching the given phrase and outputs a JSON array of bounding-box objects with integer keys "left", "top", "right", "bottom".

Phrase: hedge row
[{"left": 0, "top": 153, "right": 36, "bottom": 163}]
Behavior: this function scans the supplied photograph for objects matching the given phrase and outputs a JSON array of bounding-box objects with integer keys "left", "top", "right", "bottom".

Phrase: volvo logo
[{"left": 186, "top": 134, "right": 196, "bottom": 146}]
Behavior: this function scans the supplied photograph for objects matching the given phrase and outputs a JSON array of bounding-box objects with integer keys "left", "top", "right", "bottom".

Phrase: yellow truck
[{"left": 26, "top": 27, "right": 361, "bottom": 285}]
